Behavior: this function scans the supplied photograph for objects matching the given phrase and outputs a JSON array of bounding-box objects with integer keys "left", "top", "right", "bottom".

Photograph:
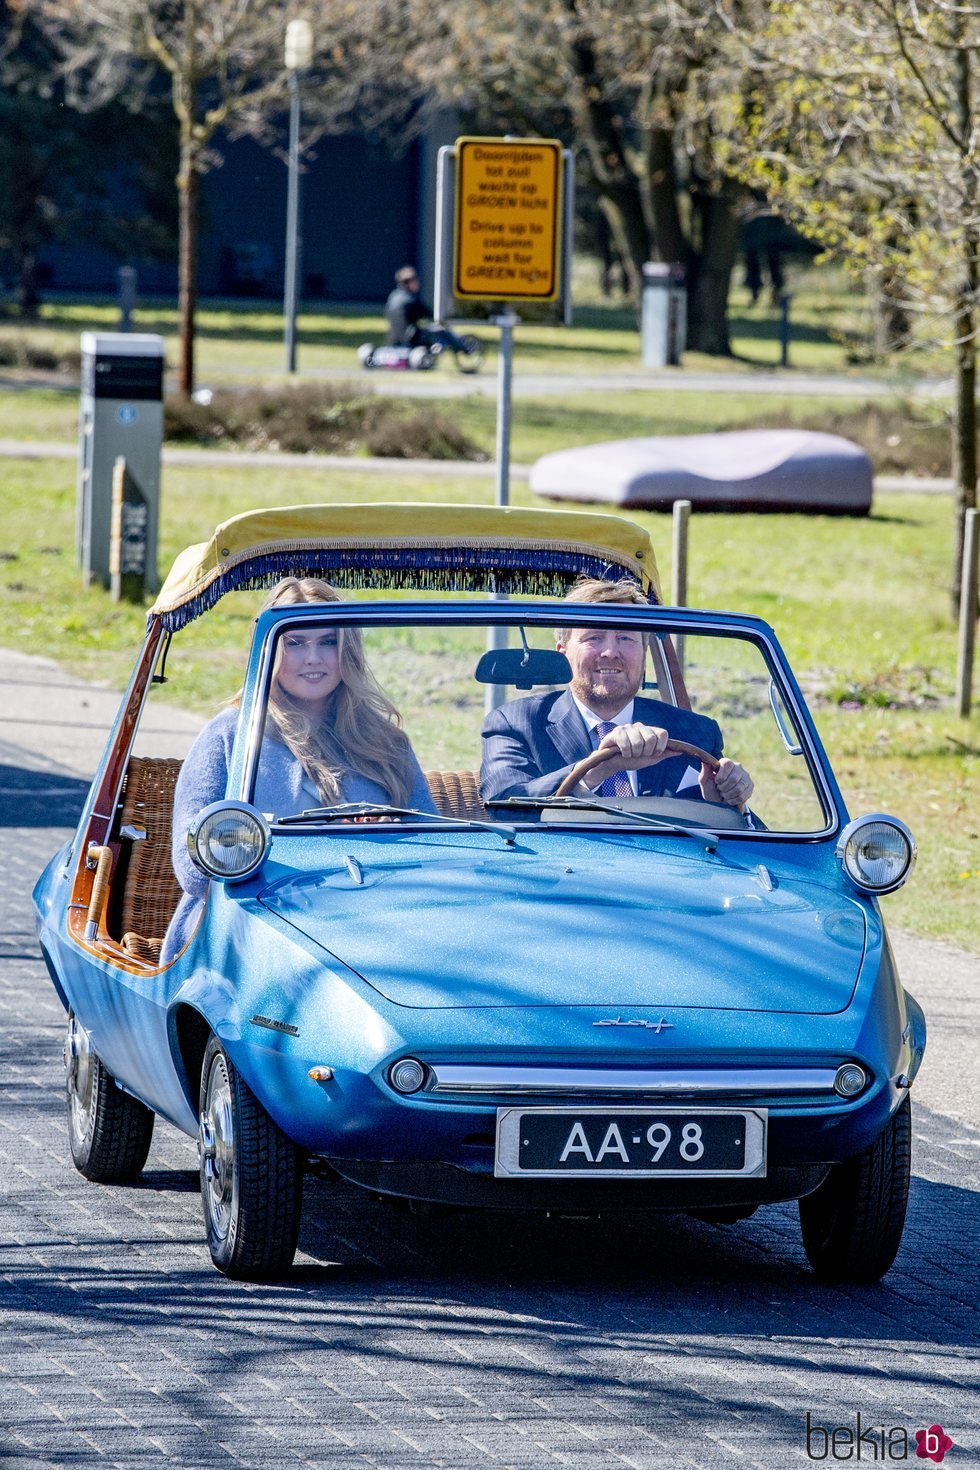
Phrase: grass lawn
[
  {"left": 2, "top": 452, "right": 977, "bottom": 950},
  {"left": 0, "top": 262, "right": 956, "bottom": 380},
  {"left": 0, "top": 380, "right": 954, "bottom": 476}
]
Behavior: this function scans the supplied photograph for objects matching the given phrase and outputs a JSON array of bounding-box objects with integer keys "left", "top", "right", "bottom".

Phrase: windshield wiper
[
  {"left": 275, "top": 802, "right": 517, "bottom": 844},
  {"left": 486, "top": 796, "right": 719, "bottom": 850}
]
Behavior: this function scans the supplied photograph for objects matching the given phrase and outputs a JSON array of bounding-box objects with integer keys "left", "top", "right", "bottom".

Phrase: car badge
[
  {"left": 593, "top": 1016, "right": 674, "bottom": 1033},
  {"left": 251, "top": 1013, "right": 300, "bottom": 1037}
]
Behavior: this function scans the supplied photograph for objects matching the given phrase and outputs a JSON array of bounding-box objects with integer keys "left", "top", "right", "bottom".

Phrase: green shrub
[
  {"left": 0, "top": 336, "right": 81, "bottom": 372},
  {"left": 164, "top": 384, "right": 487, "bottom": 462}
]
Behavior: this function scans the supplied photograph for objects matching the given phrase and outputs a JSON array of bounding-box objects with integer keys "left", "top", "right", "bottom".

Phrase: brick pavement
[{"left": 3, "top": 813, "right": 979, "bottom": 1470}]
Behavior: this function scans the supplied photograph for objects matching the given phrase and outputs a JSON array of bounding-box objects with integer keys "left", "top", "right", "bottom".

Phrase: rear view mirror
[{"left": 475, "top": 647, "right": 572, "bottom": 689}]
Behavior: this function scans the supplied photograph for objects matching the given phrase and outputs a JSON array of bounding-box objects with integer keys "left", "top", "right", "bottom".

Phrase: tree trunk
[
  {"left": 952, "top": 42, "right": 979, "bottom": 619},
  {"left": 645, "top": 125, "right": 687, "bottom": 269},
  {"left": 17, "top": 250, "right": 40, "bottom": 318},
  {"left": 559, "top": 0, "right": 652, "bottom": 303},
  {"left": 951, "top": 302, "right": 978, "bottom": 620},
  {"left": 595, "top": 191, "right": 652, "bottom": 305},
  {"left": 869, "top": 269, "right": 911, "bottom": 359},
  {"left": 686, "top": 183, "right": 740, "bottom": 356},
  {"left": 177, "top": 138, "right": 199, "bottom": 398}
]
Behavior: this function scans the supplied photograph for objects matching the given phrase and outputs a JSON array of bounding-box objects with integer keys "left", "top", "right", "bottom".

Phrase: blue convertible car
[{"left": 34, "top": 503, "right": 925, "bottom": 1280}]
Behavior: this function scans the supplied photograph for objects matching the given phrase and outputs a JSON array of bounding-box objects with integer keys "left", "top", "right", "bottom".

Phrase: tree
[
  {"left": 399, "top": 0, "right": 752, "bottom": 354},
  {"left": 0, "top": 1, "right": 176, "bottom": 315},
  {"left": 29, "top": 0, "right": 310, "bottom": 394},
  {"left": 718, "top": 0, "right": 980, "bottom": 614}
]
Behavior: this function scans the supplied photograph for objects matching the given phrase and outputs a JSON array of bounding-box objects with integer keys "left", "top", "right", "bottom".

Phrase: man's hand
[
  {"left": 583, "top": 723, "right": 670, "bottom": 789},
  {"left": 700, "top": 758, "right": 754, "bottom": 808}
]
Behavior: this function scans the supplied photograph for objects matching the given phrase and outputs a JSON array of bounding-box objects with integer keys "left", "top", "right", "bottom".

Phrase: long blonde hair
[{"left": 263, "top": 577, "right": 416, "bottom": 806}]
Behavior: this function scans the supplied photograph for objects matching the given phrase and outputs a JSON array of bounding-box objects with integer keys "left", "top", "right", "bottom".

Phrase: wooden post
[
  {"left": 110, "top": 456, "right": 149, "bottom": 604},
  {"left": 956, "top": 507, "right": 979, "bottom": 716},
  {"left": 672, "top": 497, "right": 691, "bottom": 678},
  {"left": 672, "top": 498, "right": 691, "bottom": 606}
]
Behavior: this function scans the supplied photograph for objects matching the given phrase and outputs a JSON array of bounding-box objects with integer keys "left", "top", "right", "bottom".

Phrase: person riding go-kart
[{"left": 358, "top": 265, "right": 484, "bottom": 373}]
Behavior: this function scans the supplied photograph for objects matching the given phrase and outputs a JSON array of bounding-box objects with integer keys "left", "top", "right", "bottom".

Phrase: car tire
[
  {"left": 65, "top": 1010, "right": 154, "bottom": 1183},
  {"left": 198, "top": 1035, "right": 302, "bottom": 1279},
  {"left": 799, "top": 1094, "right": 911, "bottom": 1283}
]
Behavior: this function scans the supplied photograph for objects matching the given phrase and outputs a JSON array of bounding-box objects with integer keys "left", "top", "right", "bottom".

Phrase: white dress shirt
[{"left": 570, "top": 693, "right": 700, "bottom": 795}]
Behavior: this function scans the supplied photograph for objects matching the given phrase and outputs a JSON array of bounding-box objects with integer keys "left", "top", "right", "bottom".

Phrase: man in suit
[{"left": 480, "top": 578, "right": 754, "bottom": 808}]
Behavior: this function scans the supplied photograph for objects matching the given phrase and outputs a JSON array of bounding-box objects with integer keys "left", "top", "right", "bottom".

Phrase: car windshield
[{"left": 246, "top": 609, "right": 832, "bottom": 836}]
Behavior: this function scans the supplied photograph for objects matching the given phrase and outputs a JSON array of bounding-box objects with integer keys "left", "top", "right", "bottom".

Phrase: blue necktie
[{"left": 594, "top": 721, "right": 633, "bottom": 798}]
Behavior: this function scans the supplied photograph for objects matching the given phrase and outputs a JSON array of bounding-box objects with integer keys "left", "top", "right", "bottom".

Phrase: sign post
[
  {"left": 434, "top": 135, "right": 573, "bottom": 512},
  {"left": 434, "top": 135, "right": 573, "bottom": 710}
]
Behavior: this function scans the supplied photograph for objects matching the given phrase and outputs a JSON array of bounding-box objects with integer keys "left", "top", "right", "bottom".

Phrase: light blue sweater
[{"left": 161, "top": 707, "right": 435, "bottom": 963}]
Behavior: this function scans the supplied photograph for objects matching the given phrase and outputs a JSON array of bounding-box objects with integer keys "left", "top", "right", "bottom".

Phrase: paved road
[
  {"left": 259, "top": 367, "right": 954, "bottom": 402},
  {"left": 2, "top": 652, "right": 978, "bottom": 1469},
  {"left": 0, "top": 365, "right": 956, "bottom": 401}
]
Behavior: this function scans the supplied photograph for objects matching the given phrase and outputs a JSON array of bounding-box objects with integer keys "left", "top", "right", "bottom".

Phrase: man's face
[{"left": 558, "top": 626, "right": 646, "bottom": 714}]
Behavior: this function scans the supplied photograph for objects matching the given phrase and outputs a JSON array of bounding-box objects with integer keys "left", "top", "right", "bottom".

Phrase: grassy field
[
  {"left": 0, "top": 379, "right": 954, "bottom": 476},
  {"left": 0, "top": 262, "right": 954, "bottom": 380},
  {"left": 2, "top": 448, "right": 976, "bottom": 949}
]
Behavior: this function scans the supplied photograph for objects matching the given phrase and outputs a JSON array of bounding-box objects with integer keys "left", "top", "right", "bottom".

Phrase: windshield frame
[{"left": 234, "top": 599, "right": 841, "bottom": 840}]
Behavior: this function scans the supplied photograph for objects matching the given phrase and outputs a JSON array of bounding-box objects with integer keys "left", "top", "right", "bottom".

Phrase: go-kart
[
  {"left": 357, "top": 334, "right": 484, "bottom": 373},
  {"left": 33, "top": 503, "right": 925, "bottom": 1282}
]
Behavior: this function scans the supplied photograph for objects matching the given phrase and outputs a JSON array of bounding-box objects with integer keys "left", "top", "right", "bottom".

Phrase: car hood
[{"left": 258, "top": 840, "right": 866, "bottom": 1012}]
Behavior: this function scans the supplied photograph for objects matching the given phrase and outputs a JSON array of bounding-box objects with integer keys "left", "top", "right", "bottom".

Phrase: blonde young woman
[{"left": 162, "top": 578, "right": 434, "bottom": 962}]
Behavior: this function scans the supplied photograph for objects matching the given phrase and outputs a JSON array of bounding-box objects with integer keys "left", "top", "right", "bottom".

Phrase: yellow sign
[{"left": 454, "top": 136, "right": 563, "bottom": 302}]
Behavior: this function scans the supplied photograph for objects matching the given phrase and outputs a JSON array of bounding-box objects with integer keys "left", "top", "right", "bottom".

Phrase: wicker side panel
[
  {"left": 424, "top": 771, "right": 488, "bottom": 823},
  {"left": 118, "top": 757, "right": 184, "bottom": 942}
]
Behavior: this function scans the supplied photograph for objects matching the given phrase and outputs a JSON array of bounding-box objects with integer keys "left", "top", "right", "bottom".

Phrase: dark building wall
[{"left": 39, "top": 129, "right": 422, "bottom": 304}]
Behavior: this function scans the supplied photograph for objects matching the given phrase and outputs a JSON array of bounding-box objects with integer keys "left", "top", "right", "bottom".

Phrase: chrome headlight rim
[
  {"left": 388, "top": 1057, "right": 428, "bottom": 1095},
  {"left": 833, "top": 1061, "right": 869, "bottom": 1098},
  {"left": 836, "top": 813, "right": 916, "bottom": 896},
  {"left": 187, "top": 801, "right": 271, "bottom": 883}
]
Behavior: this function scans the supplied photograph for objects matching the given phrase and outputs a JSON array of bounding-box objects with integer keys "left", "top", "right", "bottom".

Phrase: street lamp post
[{"left": 283, "top": 17, "right": 314, "bottom": 374}]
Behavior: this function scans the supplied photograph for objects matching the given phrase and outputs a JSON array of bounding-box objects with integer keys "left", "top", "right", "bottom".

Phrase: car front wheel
[
  {"left": 799, "top": 1095, "right": 911, "bottom": 1283},
  {"left": 65, "top": 1010, "right": 154, "bottom": 1182},
  {"left": 198, "top": 1035, "right": 302, "bottom": 1279}
]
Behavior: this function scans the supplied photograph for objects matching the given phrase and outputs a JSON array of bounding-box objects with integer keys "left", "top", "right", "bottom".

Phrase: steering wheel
[{"left": 554, "top": 739, "right": 722, "bottom": 799}]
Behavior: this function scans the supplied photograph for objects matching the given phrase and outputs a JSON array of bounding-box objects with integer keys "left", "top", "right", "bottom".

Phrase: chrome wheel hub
[
  {"left": 65, "top": 1013, "right": 93, "bottom": 1147},
  {"left": 200, "top": 1056, "right": 235, "bottom": 1240}
]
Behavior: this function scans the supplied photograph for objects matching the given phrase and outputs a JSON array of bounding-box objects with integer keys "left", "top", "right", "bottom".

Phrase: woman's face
[{"left": 275, "top": 628, "right": 342, "bottom": 710}]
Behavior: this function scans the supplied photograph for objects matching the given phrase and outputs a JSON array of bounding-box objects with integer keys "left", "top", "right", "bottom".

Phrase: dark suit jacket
[{"left": 479, "top": 690, "right": 723, "bottom": 803}]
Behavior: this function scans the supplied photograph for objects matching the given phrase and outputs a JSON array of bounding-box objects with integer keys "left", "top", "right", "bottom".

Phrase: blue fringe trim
[{"left": 153, "top": 545, "right": 657, "bottom": 631}]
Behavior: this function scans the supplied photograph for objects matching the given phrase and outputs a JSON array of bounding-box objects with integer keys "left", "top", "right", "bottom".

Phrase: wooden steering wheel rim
[{"left": 554, "top": 739, "right": 721, "bottom": 798}]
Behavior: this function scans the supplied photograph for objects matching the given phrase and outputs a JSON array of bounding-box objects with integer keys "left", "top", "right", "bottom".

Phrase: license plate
[{"left": 494, "top": 1107, "right": 767, "bottom": 1178}]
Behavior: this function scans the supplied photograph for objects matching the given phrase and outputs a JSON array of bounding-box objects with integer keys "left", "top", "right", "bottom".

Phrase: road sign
[{"left": 453, "top": 137, "right": 563, "bottom": 302}]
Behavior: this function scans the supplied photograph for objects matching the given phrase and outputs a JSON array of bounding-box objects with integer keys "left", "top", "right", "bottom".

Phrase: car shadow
[
  {"left": 289, "top": 1171, "right": 980, "bottom": 1351},
  {"left": 0, "top": 762, "right": 89, "bottom": 828}
]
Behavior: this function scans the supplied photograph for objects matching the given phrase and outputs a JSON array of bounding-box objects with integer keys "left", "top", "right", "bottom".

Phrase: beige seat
[{"left": 424, "top": 770, "right": 488, "bottom": 822}]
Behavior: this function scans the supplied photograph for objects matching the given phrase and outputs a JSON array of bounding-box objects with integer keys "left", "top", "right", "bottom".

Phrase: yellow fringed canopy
[{"left": 149, "top": 503, "right": 660, "bottom": 630}]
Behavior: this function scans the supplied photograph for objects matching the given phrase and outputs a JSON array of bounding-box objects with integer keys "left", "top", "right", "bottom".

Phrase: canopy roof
[{"left": 149, "top": 502, "right": 660, "bottom": 630}]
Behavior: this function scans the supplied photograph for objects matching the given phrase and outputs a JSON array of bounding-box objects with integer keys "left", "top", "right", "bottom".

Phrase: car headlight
[
  {"left": 188, "top": 802, "right": 271, "bottom": 882},
  {"left": 389, "top": 1058, "right": 427, "bottom": 1094},
  {"left": 836, "top": 814, "right": 916, "bottom": 895},
  {"left": 834, "top": 1063, "right": 868, "bottom": 1097}
]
